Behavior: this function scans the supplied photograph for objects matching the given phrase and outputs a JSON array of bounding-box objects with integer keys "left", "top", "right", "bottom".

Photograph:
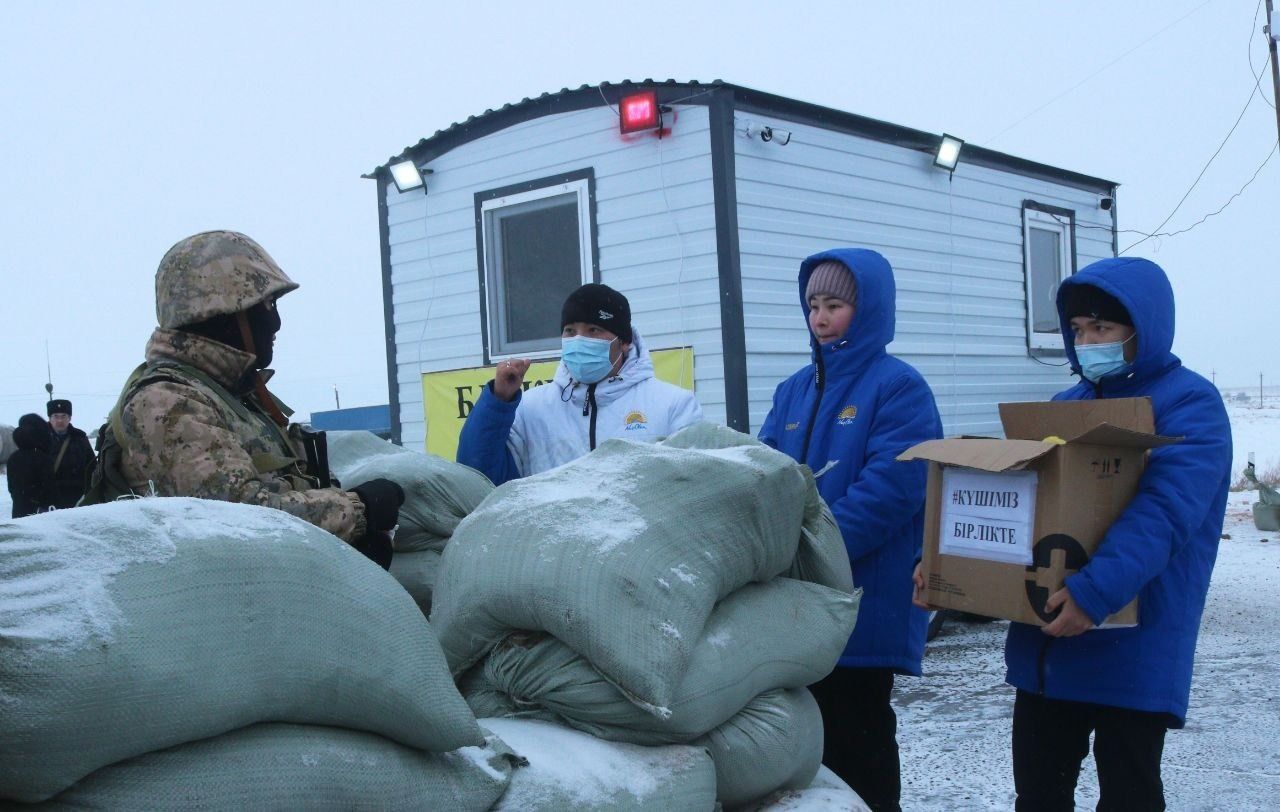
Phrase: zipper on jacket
[
  {"left": 585, "top": 383, "right": 599, "bottom": 450},
  {"left": 798, "top": 351, "right": 826, "bottom": 463},
  {"left": 1036, "top": 637, "right": 1053, "bottom": 695}
]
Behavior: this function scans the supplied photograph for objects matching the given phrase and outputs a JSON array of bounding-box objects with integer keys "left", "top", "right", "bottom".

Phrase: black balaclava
[{"left": 182, "top": 300, "right": 281, "bottom": 370}]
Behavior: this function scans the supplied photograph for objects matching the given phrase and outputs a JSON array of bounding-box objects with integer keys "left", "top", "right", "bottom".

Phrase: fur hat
[
  {"left": 46, "top": 399, "right": 72, "bottom": 417},
  {"left": 805, "top": 261, "right": 857, "bottom": 305},
  {"left": 1061, "top": 284, "right": 1132, "bottom": 327},
  {"left": 561, "top": 283, "right": 633, "bottom": 343}
]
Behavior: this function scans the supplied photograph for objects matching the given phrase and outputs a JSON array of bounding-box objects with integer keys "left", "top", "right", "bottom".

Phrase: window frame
[
  {"left": 474, "top": 169, "right": 599, "bottom": 365},
  {"left": 1021, "top": 202, "right": 1077, "bottom": 353}
]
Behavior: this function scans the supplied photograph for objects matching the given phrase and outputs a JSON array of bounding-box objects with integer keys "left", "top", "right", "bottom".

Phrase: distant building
[
  {"left": 308, "top": 404, "right": 393, "bottom": 440},
  {"left": 369, "top": 79, "right": 1117, "bottom": 449}
]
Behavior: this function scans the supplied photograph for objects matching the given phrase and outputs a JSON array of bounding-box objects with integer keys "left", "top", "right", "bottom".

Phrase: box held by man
[{"left": 898, "top": 397, "right": 1179, "bottom": 628}]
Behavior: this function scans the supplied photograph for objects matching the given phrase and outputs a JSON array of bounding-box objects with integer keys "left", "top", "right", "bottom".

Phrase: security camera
[
  {"left": 1099, "top": 196, "right": 1113, "bottom": 211},
  {"left": 760, "top": 126, "right": 792, "bottom": 146}
]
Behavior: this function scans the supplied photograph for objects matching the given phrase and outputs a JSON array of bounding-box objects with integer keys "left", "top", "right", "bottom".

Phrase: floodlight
[
  {"left": 390, "top": 160, "right": 426, "bottom": 193},
  {"left": 934, "top": 134, "right": 964, "bottom": 172}
]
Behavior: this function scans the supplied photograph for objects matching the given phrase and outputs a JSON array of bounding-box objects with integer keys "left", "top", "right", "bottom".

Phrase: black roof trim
[{"left": 370, "top": 80, "right": 1116, "bottom": 195}]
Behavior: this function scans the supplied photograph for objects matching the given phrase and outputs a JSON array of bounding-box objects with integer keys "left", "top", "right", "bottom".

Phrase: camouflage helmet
[{"left": 155, "top": 231, "right": 300, "bottom": 329}]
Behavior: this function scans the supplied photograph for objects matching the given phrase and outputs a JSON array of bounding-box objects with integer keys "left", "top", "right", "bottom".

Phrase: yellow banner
[{"left": 422, "top": 347, "right": 695, "bottom": 459}]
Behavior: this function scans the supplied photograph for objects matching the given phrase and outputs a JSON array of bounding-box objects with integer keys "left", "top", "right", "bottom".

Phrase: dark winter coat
[
  {"left": 759, "top": 248, "right": 942, "bottom": 674},
  {"left": 47, "top": 425, "right": 95, "bottom": 509},
  {"left": 1004, "top": 256, "right": 1232, "bottom": 726},
  {"left": 8, "top": 423, "right": 55, "bottom": 517}
]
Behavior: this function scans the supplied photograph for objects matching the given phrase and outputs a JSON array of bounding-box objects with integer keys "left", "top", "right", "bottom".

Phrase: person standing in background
[
  {"left": 8, "top": 413, "right": 55, "bottom": 517},
  {"left": 44, "top": 399, "right": 94, "bottom": 509}
]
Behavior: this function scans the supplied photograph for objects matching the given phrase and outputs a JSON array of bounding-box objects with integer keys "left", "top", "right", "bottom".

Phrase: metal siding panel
[
  {"left": 386, "top": 106, "right": 723, "bottom": 442},
  {"left": 734, "top": 116, "right": 1112, "bottom": 437}
]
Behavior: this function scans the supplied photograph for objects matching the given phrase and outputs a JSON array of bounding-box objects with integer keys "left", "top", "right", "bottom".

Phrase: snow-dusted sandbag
[
  {"left": 39, "top": 723, "right": 517, "bottom": 811},
  {"left": 432, "top": 430, "right": 811, "bottom": 716},
  {"left": 389, "top": 548, "right": 442, "bottom": 614},
  {"left": 467, "top": 578, "right": 859, "bottom": 744},
  {"left": 743, "top": 764, "right": 870, "bottom": 810},
  {"left": 697, "top": 688, "right": 824, "bottom": 809},
  {"left": 481, "top": 717, "right": 718, "bottom": 811},
  {"left": 663, "top": 424, "right": 853, "bottom": 594},
  {"left": 339, "top": 446, "right": 493, "bottom": 553},
  {"left": 0, "top": 498, "right": 482, "bottom": 803},
  {"left": 327, "top": 429, "right": 411, "bottom": 475}
]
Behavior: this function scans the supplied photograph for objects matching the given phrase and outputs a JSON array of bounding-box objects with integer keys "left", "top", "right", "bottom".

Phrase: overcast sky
[{"left": 2, "top": 0, "right": 1276, "bottom": 429}]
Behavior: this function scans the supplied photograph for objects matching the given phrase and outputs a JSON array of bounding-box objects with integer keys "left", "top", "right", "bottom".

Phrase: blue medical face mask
[
  {"left": 561, "top": 335, "right": 617, "bottom": 383},
  {"left": 1076, "top": 335, "right": 1134, "bottom": 382}
]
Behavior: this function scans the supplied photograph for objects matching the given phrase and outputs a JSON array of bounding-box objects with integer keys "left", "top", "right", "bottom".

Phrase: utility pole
[
  {"left": 333, "top": 384, "right": 341, "bottom": 410},
  {"left": 1262, "top": 372, "right": 1266, "bottom": 407},
  {"left": 1268, "top": 0, "right": 1280, "bottom": 144}
]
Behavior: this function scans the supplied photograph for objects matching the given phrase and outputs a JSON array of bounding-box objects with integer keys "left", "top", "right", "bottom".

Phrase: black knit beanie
[
  {"left": 561, "top": 283, "right": 633, "bottom": 343},
  {"left": 1061, "top": 284, "right": 1132, "bottom": 326}
]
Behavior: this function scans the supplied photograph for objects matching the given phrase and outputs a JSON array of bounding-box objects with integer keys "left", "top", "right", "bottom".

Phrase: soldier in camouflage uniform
[{"left": 101, "top": 230, "right": 403, "bottom": 567}]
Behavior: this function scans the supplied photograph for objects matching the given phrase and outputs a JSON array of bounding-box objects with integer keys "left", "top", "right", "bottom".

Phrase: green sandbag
[
  {"left": 481, "top": 717, "right": 718, "bottom": 811},
  {"left": 389, "top": 548, "right": 442, "bottom": 615},
  {"left": 466, "top": 578, "right": 859, "bottom": 744},
  {"left": 432, "top": 426, "right": 811, "bottom": 717},
  {"left": 36, "top": 723, "right": 517, "bottom": 811},
  {"left": 0, "top": 498, "right": 482, "bottom": 803},
  {"left": 334, "top": 438, "right": 493, "bottom": 553},
  {"left": 662, "top": 424, "right": 853, "bottom": 593},
  {"left": 326, "top": 429, "right": 411, "bottom": 474},
  {"left": 697, "top": 688, "right": 824, "bottom": 809}
]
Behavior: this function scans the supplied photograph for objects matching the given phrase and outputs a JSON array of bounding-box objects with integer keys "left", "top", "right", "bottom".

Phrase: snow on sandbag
[
  {"left": 389, "top": 548, "right": 442, "bottom": 615},
  {"left": 334, "top": 438, "right": 494, "bottom": 553},
  {"left": 464, "top": 578, "right": 859, "bottom": 744},
  {"left": 696, "top": 688, "right": 824, "bottom": 809},
  {"left": 432, "top": 428, "right": 810, "bottom": 716},
  {"left": 326, "top": 429, "right": 412, "bottom": 474},
  {"left": 660, "top": 423, "right": 853, "bottom": 594},
  {"left": 0, "top": 498, "right": 482, "bottom": 803},
  {"left": 36, "top": 723, "right": 518, "bottom": 811},
  {"left": 740, "top": 765, "right": 871, "bottom": 811},
  {"left": 480, "top": 717, "right": 718, "bottom": 811}
]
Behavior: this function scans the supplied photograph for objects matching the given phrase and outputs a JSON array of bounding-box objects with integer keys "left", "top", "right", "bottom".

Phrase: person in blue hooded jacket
[
  {"left": 759, "top": 248, "right": 941, "bottom": 812},
  {"left": 1003, "top": 257, "right": 1231, "bottom": 811}
]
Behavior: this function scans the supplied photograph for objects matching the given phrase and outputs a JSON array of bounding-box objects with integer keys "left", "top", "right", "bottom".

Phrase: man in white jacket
[{"left": 456, "top": 283, "right": 704, "bottom": 485}]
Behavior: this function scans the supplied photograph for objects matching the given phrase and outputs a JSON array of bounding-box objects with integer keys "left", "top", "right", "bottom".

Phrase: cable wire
[
  {"left": 1122, "top": 138, "right": 1278, "bottom": 251},
  {"left": 986, "top": 0, "right": 1216, "bottom": 145}
]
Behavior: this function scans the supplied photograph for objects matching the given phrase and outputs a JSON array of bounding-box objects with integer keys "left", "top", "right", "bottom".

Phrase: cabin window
[
  {"left": 478, "top": 173, "right": 596, "bottom": 359},
  {"left": 1022, "top": 204, "right": 1075, "bottom": 351}
]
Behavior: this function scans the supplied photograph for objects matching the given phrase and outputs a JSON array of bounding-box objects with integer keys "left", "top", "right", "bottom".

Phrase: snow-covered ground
[
  {"left": 898, "top": 401, "right": 1280, "bottom": 811},
  {"left": 1, "top": 401, "right": 1275, "bottom": 810}
]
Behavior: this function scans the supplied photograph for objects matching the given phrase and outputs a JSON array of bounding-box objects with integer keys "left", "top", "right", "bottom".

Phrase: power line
[
  {"left": 1121, "top": 138, "right": 1278, "bottom": 252},
  {"left": 985, "top": 0, "right": 1217, "bottom": 145},
  {"left": 1251, "top": 0, "right": 1277, "bottom": 109},
  {"left": 1122, "top": 65, "right": 1267, "bottom": 252}
]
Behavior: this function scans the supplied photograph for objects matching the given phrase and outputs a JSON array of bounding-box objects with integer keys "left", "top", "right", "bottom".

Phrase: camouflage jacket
[{"left": 118, "top": 328, "right": 366, "bottom": 542}]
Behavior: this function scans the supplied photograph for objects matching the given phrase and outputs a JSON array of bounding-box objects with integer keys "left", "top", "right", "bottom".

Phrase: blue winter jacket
[
  {"left": 1004, "top": 257, "right": 1232, "bottom": 726},
  {"left": 759, "top": 248, "right": 942, "bottom": 674}
]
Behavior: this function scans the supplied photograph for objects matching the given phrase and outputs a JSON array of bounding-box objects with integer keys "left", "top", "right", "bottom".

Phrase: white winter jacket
[{"left": 456, "top": 330, "right": 704, "bottom": 485}]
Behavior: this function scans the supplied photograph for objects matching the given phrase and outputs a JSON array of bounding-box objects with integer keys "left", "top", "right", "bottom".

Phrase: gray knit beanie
[{"left": 805, "top": 261, "right": 857, "bottom": 305}]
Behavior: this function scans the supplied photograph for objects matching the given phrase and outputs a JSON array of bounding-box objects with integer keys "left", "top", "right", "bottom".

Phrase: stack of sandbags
[
  {"left": 481, "top": 717, "right": 718, "bottom": 810},
  {"left": 433, "top": 423, "right": 860, "bottom": 807},
  {"left": 0, "top": 498, "right": 502, "bottom": 807},
  {"left": 328, "top": 430, "right": 493, "bottom": 614}
]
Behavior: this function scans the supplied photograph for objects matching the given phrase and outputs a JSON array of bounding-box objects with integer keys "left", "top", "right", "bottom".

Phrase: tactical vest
[{"left": 81, "top": 361, "right": 322, "bottom": 506}]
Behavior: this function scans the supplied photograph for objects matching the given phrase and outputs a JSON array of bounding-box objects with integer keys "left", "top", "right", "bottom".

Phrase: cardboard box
[{"left": 898, "top": 398, "right": 1179, "bottom": 628}]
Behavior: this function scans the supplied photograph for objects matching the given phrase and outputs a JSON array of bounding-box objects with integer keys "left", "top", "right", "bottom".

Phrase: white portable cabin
[{"left": 369, "top": 80, "right": 1117, "bottom": 448}]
